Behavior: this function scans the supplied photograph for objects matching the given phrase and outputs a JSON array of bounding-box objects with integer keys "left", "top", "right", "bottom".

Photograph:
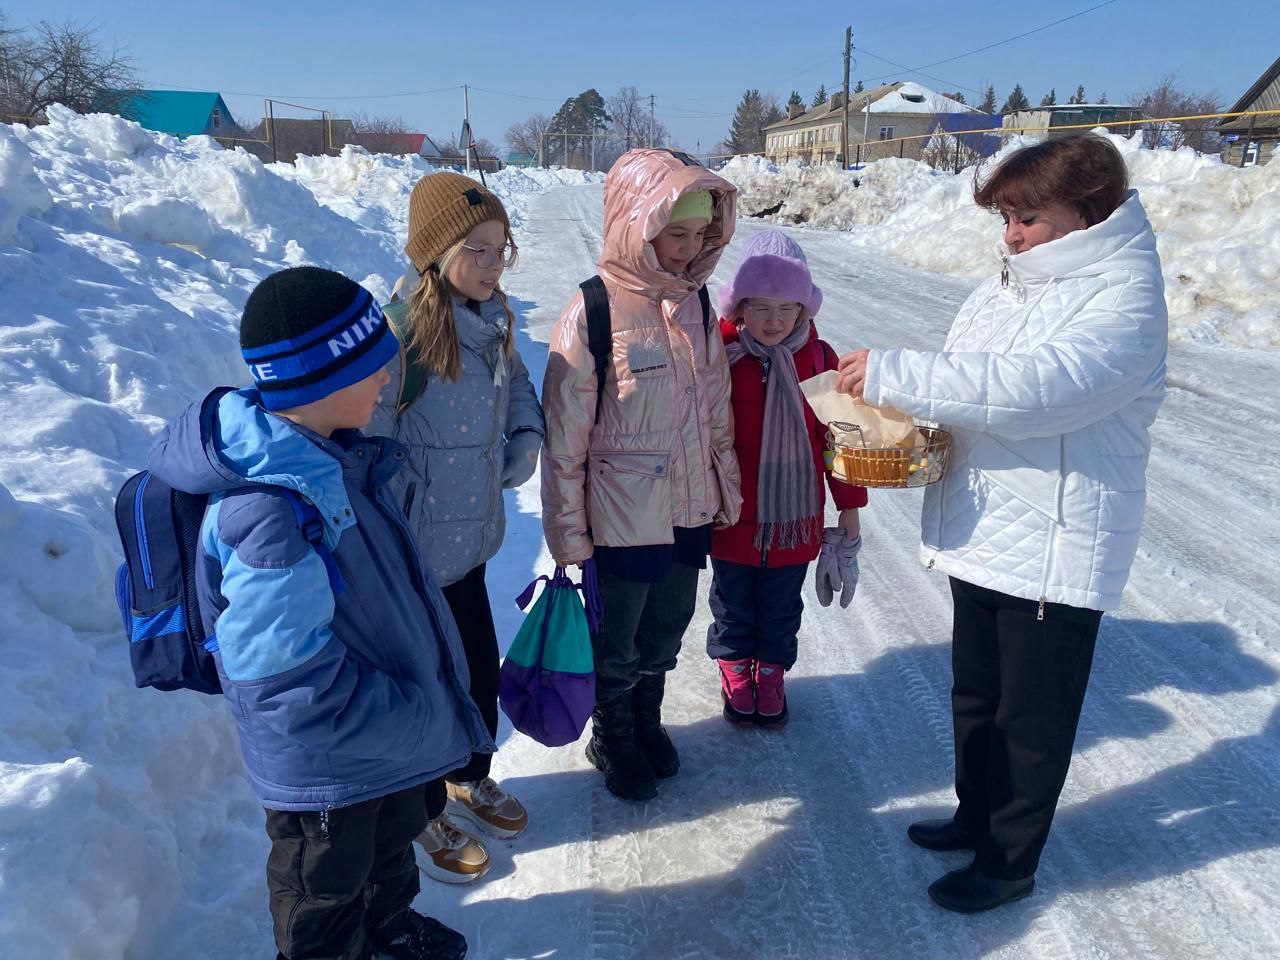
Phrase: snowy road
[{"left": 427, "top": 184, "right": 1280, "bottom": 960}]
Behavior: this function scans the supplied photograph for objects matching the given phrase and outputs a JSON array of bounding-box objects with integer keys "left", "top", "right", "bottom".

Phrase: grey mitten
[
  {"left": 501, "top": 429, "right": 542, "bottom": 488},
  {"left": 834, "top": 533, "right": 861, "bottom": 608},
  {"left": 815, "top": 527, "right": 844, "bottom": 607}
]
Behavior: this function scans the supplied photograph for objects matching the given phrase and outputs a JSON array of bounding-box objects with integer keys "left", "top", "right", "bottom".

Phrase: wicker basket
[{"left": 828, "top": 423, "right": 951, "bottom": 489}]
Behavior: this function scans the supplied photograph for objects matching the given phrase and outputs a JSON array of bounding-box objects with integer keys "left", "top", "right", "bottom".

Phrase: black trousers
[
  {"left": 594, "top": 563, "right": 699, "bottom": 703},
  {"left": 441, "top": 563, "right": 499, "bottom": 783},
  {"left": 949, "top": 577, "right": 1101, "bottom": 880},
  {"left": 265, "top": 783, "right": 426, "bottom": 960},
  {"left": 706, "top": 558, "right": 808, "bottom": 669}
]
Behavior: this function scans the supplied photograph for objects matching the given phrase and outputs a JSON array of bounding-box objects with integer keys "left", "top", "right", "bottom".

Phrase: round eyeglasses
[
  {"left": 743, "top": 301, "right": 802, "bottom": 322},
  {"left": 459, "top": 241, "right": 518, "bottom": 269}
]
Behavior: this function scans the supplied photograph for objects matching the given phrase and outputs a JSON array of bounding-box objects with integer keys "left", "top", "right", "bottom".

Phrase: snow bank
[
  {"left": 0, "top": 106, "right": 598, "bottom": 960},
  {"left": 720, "top": 133, "right": 1280, "bottom": 348}
]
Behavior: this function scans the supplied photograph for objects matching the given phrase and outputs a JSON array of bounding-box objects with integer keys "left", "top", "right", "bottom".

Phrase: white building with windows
[{"left": 763, "top": 82, "right": 978, "bottom": 166}]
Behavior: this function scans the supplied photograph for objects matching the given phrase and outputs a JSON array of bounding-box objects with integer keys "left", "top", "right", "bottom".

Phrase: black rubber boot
[
  {"left": 585, "top": 691, "right": 659, "bottom": 801},
  {"left": 632, "top": 673, "right": 680, "bottom": 778}
]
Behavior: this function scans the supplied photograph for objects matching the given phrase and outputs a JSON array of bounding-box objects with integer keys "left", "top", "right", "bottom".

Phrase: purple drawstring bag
[{"left": 498, "top": 561, "right": 601, "bottom": 747}]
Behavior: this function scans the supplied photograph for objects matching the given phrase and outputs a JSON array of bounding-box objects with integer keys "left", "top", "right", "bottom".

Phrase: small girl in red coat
[{"left": 708, "top": 229, "right": 867, "bottom": 727}]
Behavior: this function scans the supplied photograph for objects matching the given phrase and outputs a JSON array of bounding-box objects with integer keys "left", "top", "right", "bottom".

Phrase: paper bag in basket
[
  {"left": 800, "top": 371, "right": 917, "bottom": 446},
  {"left": 801, "top": 371, "right": 923, "bottom": 485}
]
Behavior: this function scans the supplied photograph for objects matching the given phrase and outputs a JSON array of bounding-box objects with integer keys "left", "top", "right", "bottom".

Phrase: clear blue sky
[{"left": 4, "top": 0, "right": 1275, "bottom": 154}]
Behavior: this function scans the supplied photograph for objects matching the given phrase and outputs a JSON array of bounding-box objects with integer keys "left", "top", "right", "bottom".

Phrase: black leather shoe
[
  {"left": 928, "top": 864, "right": 1034, "bottom": 913},
  {"left": 907, "top": 818, "right": 979, "bottom": 851}
]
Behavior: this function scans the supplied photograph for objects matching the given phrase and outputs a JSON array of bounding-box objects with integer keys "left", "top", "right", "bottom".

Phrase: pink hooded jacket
[{"left": 540, "top": 150, "right": 743, "bottom": 565}]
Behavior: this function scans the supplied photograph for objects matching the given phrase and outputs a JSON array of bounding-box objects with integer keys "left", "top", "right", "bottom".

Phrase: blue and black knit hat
[{"left": 239, "top": 266, "right": 397, "bottom": 411}]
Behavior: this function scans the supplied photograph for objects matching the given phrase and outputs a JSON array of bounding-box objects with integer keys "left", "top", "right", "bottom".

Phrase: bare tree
[
  {"left": 349, "top": 113, "right": 417, "bottom": 154},
  {"left": 1133, "top": 75, "right": 1223, "bottom": 153},
  {"left": 7, "top": 18, "right": 138, "bottom": 119},
  {"left": 607, "top": 86, "right": 649, "bottom": 152},
  {"left": 433, "top": 135, "right": 463, "bottom": 159},
  {"left": 504, "top": 113, "right": 551, "bottom": 160}
]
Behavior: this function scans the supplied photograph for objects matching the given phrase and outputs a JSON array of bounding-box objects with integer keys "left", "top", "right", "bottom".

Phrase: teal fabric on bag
[{"left": 498, "top": 566, "right": 598, "bottom": 746}]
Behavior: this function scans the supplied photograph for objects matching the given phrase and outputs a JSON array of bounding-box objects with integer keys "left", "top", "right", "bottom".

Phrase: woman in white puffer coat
[{"left": 838, "top": 135, "right": 1167, "bottom": 913}]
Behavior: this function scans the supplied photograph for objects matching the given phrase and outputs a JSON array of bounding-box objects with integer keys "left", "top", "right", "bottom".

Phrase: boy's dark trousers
[
  {"left": 265, "top": 782, "right": 427, "bottom": 960},
  {"left": 441, "top": 563, "right": 499, "bottom": 783},
  {"left": 949, "top": 577, "right": 1101, "bottom": 881},
  {"left": 594, "top": 563, "right": 699, "bottom": 702},
  {"left": 706, "top": 558, "right": 808, "bottom": 668}
]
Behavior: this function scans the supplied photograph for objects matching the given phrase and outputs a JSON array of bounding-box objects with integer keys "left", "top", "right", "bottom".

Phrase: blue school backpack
[{"left": 113, "top": 471, "right": 344, "bottom": 695}]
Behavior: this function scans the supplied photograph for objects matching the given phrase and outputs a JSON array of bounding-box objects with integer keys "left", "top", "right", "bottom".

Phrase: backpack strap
[
  {"left": 383, "top": 300, "right": 428, "bottom": 414},
  {"left": 698, "top": 284, "right": 711, "bottom": 339},
  {"left": 579, "top": 276, "right": 612, "bottom": 426},
  {"left": 279, "top": 490, "right": 346, "bottom": 595}
]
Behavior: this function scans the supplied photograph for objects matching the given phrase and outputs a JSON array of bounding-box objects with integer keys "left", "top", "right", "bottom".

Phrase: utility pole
[
  {"left": 463, "top": 84, "right": 471, "bottom": 172},
  {"left": 841, "top": 26, "right": 851, "bottom": 169},
  {"left": 649, "top": 94, "right": 656, "bottom": 148}
]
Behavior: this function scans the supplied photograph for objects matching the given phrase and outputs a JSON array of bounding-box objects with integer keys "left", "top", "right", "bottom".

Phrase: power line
[
  {"left": 468, "top": 86, "right": 568, "bottom": 104},
  {"left": 852, "top": 50, "right": 984, "bottom": 97},
  {"left": 858, "top": 0, "right": 1120, "bottom": 86}
]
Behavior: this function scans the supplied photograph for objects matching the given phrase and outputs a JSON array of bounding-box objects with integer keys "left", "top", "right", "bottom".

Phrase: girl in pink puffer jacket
[{"left": 540, "top": 149, "right": 742, "bottom": 802}]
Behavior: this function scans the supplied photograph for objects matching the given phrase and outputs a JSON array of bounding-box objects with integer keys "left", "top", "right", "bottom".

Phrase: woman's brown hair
[
  {"left": 405, "top": 239, "right": 517, "bottom": 382},
  {"left": 974, "top": 134, "right": 1129, "bottom": 228}
]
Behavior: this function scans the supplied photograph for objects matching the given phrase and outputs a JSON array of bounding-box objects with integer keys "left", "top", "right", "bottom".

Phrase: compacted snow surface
[{"left": 1, "top": 108, "right": 1277, "bottom": 960}]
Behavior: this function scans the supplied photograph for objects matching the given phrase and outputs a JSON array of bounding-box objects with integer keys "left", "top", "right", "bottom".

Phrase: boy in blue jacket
[{"left": 148, "top": 266, "right": 491, "bottom": 960}]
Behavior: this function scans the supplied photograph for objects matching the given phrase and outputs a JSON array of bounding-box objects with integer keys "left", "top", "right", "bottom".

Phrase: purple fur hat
[{"left": 718, "top": 229, "right": 823, "bottom": 320}]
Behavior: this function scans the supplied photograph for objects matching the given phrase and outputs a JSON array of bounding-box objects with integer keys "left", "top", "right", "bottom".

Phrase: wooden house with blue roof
[{"left": 111, "top": 90, "right": 247, "bottom": 139}]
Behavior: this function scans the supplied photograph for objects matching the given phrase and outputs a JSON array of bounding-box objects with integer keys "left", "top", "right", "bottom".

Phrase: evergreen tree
[
  {"left": 787, "top": 90, "right": 805, "bottom": 113},
  {"left": 812, "top": 83, "right": 828, "bottom": 107},
  {"left": 1000, "top": 84, "right": 1030, "bottom": 114},
  {"left": 727, "top": 89, "right": 770, "bottom": 153},
  {"left": 547, "top": 89, "right": 611, "bottom": 167},
  {"left": 1069, "top": 84, "right": 1086, "bottom": 104},
  {"left": 1099, "top": 91, "right": 1108, "bottom": 104},
  {"left": 1040, "top": 88, "right": 1057, "bottom": 106},
  {"left": 763, "top": 95, "right": 784, "bottom": 128},
  {"left": 945, "top": 91, "right": 967, "bottom": 105},
  {"left": 978, "top": 84, "right": 997, "bottom": 114}
]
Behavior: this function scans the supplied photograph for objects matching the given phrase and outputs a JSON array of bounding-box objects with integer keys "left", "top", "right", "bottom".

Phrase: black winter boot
[
  {"left": 370, "top": 908, "right": 467, "bottom": 959},
  {"left": 585, "top": 692, "right": 659, "bottom": 801},
  {"left": 632, "top": 673, "right": 679, "bottom": 778}
]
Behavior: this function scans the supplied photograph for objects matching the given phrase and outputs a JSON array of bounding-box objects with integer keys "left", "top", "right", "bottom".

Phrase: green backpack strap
[{"left": 382, "top": 300, "right": 428, "bottom": 414}]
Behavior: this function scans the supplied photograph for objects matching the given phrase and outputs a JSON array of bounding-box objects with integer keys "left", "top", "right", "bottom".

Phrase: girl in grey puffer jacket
[{"left": 370, "top": 172, "right": 544, "bottom": 884}]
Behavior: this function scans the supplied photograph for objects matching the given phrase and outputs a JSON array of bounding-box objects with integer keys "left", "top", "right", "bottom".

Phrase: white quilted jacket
[{"left": 865, "top": 191, "right": 1168, "bottom": 611}]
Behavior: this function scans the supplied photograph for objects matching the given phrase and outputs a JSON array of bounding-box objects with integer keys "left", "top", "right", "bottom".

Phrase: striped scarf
[{"left": 725, "top": 320, "right": 820, "bottom": 551}]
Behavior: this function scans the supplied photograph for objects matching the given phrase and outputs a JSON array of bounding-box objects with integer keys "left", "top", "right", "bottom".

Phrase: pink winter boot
[
  {"left": 716, "top": 658, "right": 756, "bottom": 725},
  {"left": 754, "top": 662, "right": 788, "bottom": 728}
]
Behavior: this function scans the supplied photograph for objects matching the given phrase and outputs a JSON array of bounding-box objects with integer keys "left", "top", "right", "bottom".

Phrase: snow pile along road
[{"left": 0, "top": 105, "right": 599, "bottom": 960}]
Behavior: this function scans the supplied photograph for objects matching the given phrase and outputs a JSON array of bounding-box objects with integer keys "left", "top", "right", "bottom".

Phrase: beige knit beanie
[{"left": 404, "top": 172, "right": 512, "bottom": 273}]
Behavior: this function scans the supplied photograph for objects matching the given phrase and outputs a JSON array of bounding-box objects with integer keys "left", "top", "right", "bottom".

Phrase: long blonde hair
[{"left": 405, "top": 237, "right": 517, "bottom": 382}]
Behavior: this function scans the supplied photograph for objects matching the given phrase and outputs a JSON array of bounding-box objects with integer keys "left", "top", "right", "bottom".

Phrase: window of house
[
  {"left": 807, "top": 130, "right": 814, "bottom": 145},
  {"left": 879, "top": 125, "right": 895, "bottom": 140},
  {"left": 211, "top": 108, "right": 221, "bottom": 129}
]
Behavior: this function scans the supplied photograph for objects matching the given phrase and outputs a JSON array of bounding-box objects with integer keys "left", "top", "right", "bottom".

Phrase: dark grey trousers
[{"left": 593, "top": 563, "right": 700, "bottom": 702}]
